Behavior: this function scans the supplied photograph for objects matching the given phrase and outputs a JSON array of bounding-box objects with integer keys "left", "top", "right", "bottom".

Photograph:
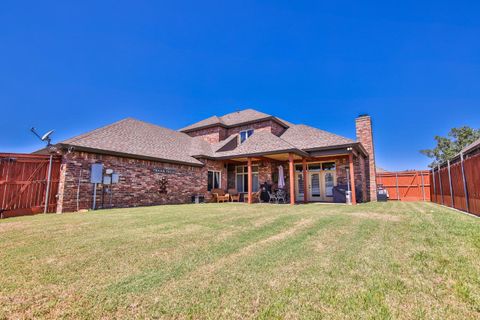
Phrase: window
[
  {"left": 308, "top": 164, "right": 321, "bottom": 171},
  {"left": 322, "top": 162, "right": 336, "bottom": 171},
  {"left": 236, "top": 165, "right": 259, "bottom": 192},
  {"left": 207, "top": 171, "right": 221, "bottom": 191},
  {"left": 239, "top": 129, "right": 254, "bottom": 143}
]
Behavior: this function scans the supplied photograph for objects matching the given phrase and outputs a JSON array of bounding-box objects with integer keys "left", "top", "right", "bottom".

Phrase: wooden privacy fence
[
  {"left": 0, "top": 153, "right": 61, "bottom": 218},
  {"left": 376, "top": 171, "right": 430, "bottom": 201},
  {"left": 430, "top": 150, "right": 480, "bottom": 216}
]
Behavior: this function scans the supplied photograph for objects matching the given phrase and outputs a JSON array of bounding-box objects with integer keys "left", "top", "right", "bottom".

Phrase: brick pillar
[{"left": 356, "top": 115, "right": 377, "bottom": 201}]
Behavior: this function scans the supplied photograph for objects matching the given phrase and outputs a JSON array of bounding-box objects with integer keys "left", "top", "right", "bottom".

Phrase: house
[{"left": 50, "top": 109, "right": 377, "bottom": 212}]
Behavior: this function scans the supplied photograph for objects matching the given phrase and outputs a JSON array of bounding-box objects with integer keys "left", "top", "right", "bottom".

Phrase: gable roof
[
  {"left": 214, "top": 131, "right": 307, "bottom": 158},
  {"left": 280, "top": 124, "right": 354, "bottom": 150},
  {"left": 60, "top": 118, "right": 204, "bottom": 166},
  {"left": 179, "top": 109, "right": 290, "bottom": 132}
]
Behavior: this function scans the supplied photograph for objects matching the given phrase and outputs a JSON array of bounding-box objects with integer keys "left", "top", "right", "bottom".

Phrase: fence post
[
  {"left": 44, "top": 154, "right": 53, "bottom": 214},
  {"left": 460, "top": 153, "right": 470, "bottom": 213},
  {"left": 395, "top": 173, "right": 400, "bottom": 200},
  {"left": 432, "top": 168, "right": 436, "bottom": 203},
  {"left": 438, "top": 164, "right": 444, "bottom": 205},
  {"left": 447, "top": 160, "right": 454, "bottom": 208}
]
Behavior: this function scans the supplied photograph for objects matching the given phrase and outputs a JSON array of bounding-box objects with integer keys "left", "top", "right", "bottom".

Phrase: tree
[{"left": 420, "top": 126, "right": 480, "bottom": 167}]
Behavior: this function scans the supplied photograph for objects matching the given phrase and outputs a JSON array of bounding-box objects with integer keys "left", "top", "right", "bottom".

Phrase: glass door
[
  {"left": 309, "top": 173, "right": 322, "bottom": 201},
  {"left": 295, "top": 172, "right": 304, "bottom": 201},
  {"left": 322, "top": 171, "right": 335, "bottom": 201}
]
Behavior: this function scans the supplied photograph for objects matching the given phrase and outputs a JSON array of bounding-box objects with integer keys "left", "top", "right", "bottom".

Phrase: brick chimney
[{"left": 356, "top": 115, "right": 377, "bottom": 201}]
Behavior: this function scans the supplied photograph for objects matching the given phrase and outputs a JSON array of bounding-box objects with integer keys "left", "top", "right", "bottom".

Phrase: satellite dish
[
  {"left": 31, "top": 127, "right": 55, "bottom": 146},
  {"left": 41, "top": 130, "right": 54, "bottom": 142}
]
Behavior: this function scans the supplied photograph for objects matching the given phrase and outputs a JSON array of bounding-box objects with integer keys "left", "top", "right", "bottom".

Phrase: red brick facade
[
  {"left": 56, "top": 151, "right": 227, "bottom": 213},
  {"left": 185, "top": 126, "right": 228, "bottom": 143},
  {"left": 185, "top": 119, "right": 286, "bottom": 143}
]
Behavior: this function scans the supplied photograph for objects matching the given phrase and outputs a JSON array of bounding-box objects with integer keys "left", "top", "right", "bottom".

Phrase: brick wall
[
  {"left": 184, "top": 120, "right": 287, "bottom": 143},
  {"left": 226, "top": 120, "right": 286, "bottom": 137},
  {"left": 56, "top": 151, "right": 226, "bottom": 213},
  {"left": 356, "top": 115, "right": 377, "bottom": 201},
  {"left": 184, "top": 126, "right": 228, "bottom": 143}
]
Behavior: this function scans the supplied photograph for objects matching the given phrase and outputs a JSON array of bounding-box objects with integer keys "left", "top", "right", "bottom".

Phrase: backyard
[{"left": 1, "top": 202, "right": 479, "bottom": 319}]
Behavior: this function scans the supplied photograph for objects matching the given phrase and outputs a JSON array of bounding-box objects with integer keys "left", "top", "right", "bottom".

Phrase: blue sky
[{"left": 1, "top": 1, "right": 479, "bottom": 170}]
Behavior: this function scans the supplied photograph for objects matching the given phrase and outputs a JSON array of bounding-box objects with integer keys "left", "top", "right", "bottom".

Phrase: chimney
[{"left": 356, "top": 114, "right": 377, "bottom": 201}]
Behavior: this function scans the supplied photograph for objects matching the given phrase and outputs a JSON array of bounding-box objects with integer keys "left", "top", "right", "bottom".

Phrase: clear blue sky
[{"left": 1, "top": 1, "right": 479, "bottom": 171}]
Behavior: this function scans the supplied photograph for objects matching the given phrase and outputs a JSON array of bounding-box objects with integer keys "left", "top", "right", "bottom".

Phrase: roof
[
  {"left": 461, "top": 137, "right": 480, "bottom": 155},
  {"left": 280, "top": 124, "right": 354, "bottom": 150},
  {"left": 60, "top": 118, "right": 204, "bottom": 166},
  {"left": 179, "top": 109, "right": 290, "bottom": 132},
  {"left": 54, "top": 110, "right": 361, "bottom": 166},
  {"left": 214, "top": 131, "right": 307, "bottom": 158}
]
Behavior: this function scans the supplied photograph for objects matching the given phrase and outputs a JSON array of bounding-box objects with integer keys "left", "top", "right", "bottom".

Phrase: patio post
[
  {"left": 348, "top": 153, "right": 357, "bottom": 205},
  {"left": 302, "top": 158, "right": 308, "bottom": 203},
  {"left": 289, "top": 153, "right": 295, "bottom": 205},
  {"left": 247, "top": 157, "right": 253, "bottom": 204}
]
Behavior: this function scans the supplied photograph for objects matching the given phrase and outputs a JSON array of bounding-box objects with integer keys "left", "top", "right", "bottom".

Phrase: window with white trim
[
  {"left": 239, "top": 129, "right": 254, "bottom": 143},
  {"left": 236, "top": 165, "right": 259, "bottom": 192},
  {"left": 207, "top": 171, "right": 221, "bottom": 191}
]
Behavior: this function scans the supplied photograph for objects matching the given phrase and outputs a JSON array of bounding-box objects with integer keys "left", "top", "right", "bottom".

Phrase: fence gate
[
  {"left": 0, "top": 153, "right": 61, "bottom": 218},
  {"left": 376, "top": 170, "right": 431, "bottom": 201}
]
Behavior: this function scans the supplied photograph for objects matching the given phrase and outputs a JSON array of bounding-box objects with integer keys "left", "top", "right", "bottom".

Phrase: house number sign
[{"left": 153, "top": 168, "right": 176, "bottom": 174}]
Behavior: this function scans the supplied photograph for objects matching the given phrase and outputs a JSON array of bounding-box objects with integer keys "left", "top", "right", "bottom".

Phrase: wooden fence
[
  {"left": 0, "top": 153, "right": 61, "bottom": 218},
  {"left": 376, "top": 170, "right": 430, "bottom": 201},
  {"left": 430, "top": 151, "right": 480, "bottom": 216}
]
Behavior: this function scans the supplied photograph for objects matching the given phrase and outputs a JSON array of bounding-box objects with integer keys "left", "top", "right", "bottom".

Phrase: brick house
[{"left": 50, "top": 109, "right": 377, "bottom": 212}]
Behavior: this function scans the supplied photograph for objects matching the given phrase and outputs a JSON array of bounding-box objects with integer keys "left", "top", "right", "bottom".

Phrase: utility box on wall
[{"left": 90, "top": 163, "right": 103, "bottom": 183}]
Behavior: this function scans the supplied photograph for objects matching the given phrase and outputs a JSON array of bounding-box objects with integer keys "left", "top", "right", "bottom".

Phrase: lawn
[{"left": 1, "top": 202, "right": 479, "bottom": 319}]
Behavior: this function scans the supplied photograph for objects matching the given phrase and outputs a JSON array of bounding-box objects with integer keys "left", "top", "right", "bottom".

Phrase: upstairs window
[{"left": 239, "top": 129, "right": 254, "bottom": 143}]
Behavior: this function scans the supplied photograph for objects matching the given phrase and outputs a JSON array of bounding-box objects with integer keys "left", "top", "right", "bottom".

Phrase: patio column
[
  {"left": 247, "top": 157, "right": 253, "bottom": 204},
  {"left": 302, "top": 158, "right": 308, "bottom": 203},
  {"left": 349, "top": 154, "right": 357, "bottom": 205},
  {"left": 289, "top": 153, "right": 295, "bottom": 205}
]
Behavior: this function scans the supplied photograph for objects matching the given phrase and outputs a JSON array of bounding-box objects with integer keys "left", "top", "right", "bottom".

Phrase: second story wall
[
  {"left": 185, "top": 119, "right": 287, "bottom": 144},
  {"left": 186, "top": 126, "right": 228, "bottom": 144}
]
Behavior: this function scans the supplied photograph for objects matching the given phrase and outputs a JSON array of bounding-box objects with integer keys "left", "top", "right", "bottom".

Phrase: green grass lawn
[{"left": 1, "top": 202, "right": 479, "bottom": 319}]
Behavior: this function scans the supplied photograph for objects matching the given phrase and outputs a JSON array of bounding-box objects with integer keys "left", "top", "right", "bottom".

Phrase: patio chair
[
  {"left": 228, "top": 189, "right": 240, "bottom": 202},
  {"left": 267, "top": 191, "right": 278, "bottom": 203},
  {"left": 211, "top": 189, "right": 230, "bottom": 203},
  {"left": 276, "top": 189, "right": 287, "bottom": 204},
  {"left": 243, "top": 190, "right": 262, "bottom": 203}
]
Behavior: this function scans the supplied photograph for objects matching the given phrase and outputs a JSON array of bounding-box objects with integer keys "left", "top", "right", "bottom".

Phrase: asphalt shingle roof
[
  {"left": 214, "top": 131, "right": 305, "bottom": 158},
  {"left": 280, "top": 124, "right": 354, "bottom": 150},
  {"left": 58, "top": 110, "right": 357, "bottom": 165},
  {"left": 61, "top": 118, "right": 204, "bottom": 165}
]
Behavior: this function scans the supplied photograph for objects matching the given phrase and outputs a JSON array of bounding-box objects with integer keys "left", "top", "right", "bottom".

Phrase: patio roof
[{"left": 213, "top": 131, "right": 308, "bottom": 159}]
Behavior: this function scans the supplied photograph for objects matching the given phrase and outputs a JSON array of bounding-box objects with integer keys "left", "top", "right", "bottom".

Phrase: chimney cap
[{"left": 357, "top": 113, "right": 370, "bottom": 118}]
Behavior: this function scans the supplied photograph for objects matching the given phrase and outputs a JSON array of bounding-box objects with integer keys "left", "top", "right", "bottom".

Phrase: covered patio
[{"left": 219, "top": 149, "right": 364, "bottom": 205}]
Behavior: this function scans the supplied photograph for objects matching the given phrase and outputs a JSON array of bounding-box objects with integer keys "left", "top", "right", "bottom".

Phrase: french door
[
  {"left": 294, "top": 164, "right": 336, "bottom": 202},
  {"left": 309, "top": 173, "right": 322, "bottom": 201}
]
